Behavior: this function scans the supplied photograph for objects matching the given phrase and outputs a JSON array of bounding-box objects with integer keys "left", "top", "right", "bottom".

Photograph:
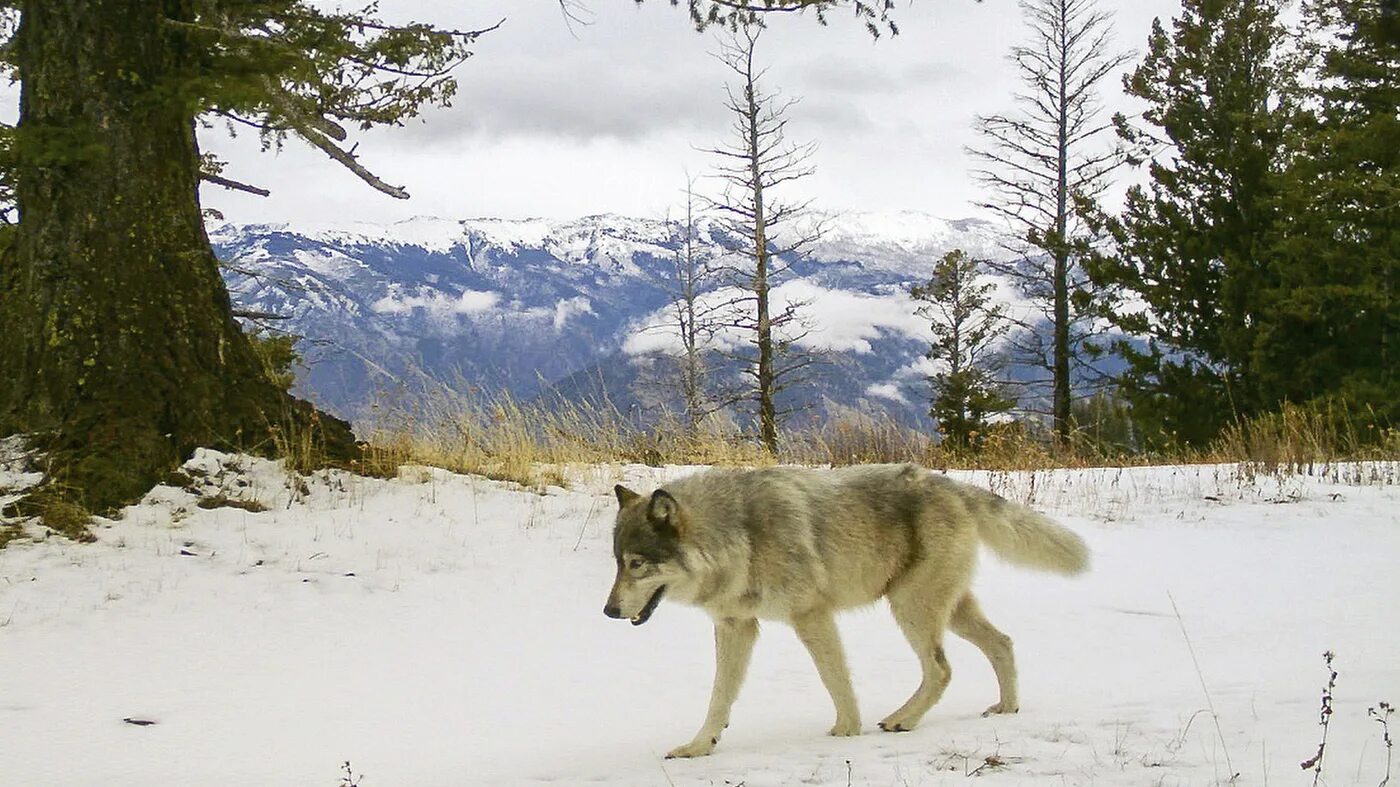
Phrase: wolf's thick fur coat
[{"left": 605, "top": 463, "right": 1089, "bottom": 758}]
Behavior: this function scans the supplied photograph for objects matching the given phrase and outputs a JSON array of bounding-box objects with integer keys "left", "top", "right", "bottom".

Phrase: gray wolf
[{"left": 603, "top": 463, "right": 1089, "bottom": 758}]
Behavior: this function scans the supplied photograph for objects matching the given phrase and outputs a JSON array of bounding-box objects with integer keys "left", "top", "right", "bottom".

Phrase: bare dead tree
[
  {"left": 967, "top": 0, "right": 1130, "bottom": 446},
  {"left": 635, "top": 176, "right": 734, "bottom": 434},
  {"left": 702, "top": 23, "right": 823, "bottom": 454},
  {"left": 671, "top": 178, "right": 717, "bottom": 433}
]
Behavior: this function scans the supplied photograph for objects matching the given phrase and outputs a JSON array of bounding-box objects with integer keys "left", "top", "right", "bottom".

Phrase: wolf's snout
[{"left": 603, "top": 603, "right": 622, "bottom": 619}]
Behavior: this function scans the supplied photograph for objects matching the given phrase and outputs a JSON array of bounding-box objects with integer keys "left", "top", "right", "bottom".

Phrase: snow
[
  {"left": 291, "top": 248, "right": 370, "bottom": 280},
  {"left": 0, "top": 436, "right": 43, "bottom": 512},
  {"left": 805, "top": 211, "right": 1010, "bottom": 274},
  {"left": 216, "top": 211, "right": 1007, "bottom": 273},
  {"left": 2, "top": 451, "right": 1397, "bottom": 787},
  {"left": 215, "top": 217, "right": 470, "bottom": 254},
  {"left": 462, "top": 217, "right": 555, "bottom": 251}
]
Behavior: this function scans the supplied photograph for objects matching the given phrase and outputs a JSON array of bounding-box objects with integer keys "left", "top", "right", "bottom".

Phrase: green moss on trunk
[{"left": 0, "top": 0, "right": 356, "bottom": 524}]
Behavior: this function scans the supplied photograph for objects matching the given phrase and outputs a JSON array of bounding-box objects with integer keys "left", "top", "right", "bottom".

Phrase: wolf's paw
[
  {"left": 665, "top": 737, "right": 717, "bottom": 759},
  {"left": 877, "top": 716, "right": 915, "bottom": 733},
  {"left": 829, "top": 717, "right": 862, "bottom": 737},
  {"left": 981, "top": 702, "right": 1019, "bottom": 717}
]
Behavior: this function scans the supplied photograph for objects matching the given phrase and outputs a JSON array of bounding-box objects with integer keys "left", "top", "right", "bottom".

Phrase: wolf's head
[{"left": 604, "top": 484, "right": 688, "bottom": 625}]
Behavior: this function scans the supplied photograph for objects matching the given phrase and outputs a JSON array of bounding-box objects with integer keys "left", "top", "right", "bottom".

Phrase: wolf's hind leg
[
  {"left": 950, "top": 592, "right": 1019, "bottom": 716},
  {"left": 878, "top": 567, "right": 965, "bottom": 732},
  {"left": 666, "top": 616, "right": 759, "bottom": 759},
  {"left": 792, "top": 609, "right": 862, "bottom": 736}
]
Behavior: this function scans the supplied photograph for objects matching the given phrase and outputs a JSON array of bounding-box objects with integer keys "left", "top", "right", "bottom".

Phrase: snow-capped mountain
[{"left": 211, "top": 211, "right": 1034, "bottom": 427}]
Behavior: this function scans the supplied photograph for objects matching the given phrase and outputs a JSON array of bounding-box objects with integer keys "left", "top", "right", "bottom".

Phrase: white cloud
[
  {"left": 622, "top": 289, "right": 747, "bottom": 356},
  {"left": 623, "top": 277, "right": 931, "bottom": 357},
  {"left": 866, "top": 383, "right": 910, "bottom": 405},
  {"left": 190, "top": 0, "right": 1180, "bottom": 228},
  {"left": 552, "top": 297, "right": 595, "bottom": 331},
  {"left": 458, "top": 290, "right": 502, "bottom": 314},
  {"left": 371, "top": 288, "right": 501, "bottom": 317},
  {"left": 774, "top": 280, "right": 929, "bottom": 353}
]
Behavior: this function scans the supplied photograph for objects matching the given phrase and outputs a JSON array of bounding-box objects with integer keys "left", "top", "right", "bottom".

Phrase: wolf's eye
[{"left": 627, "top": 557, "right": 645, "bottom": 571}]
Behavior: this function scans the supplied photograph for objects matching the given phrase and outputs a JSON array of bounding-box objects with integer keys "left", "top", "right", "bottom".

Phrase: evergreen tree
[
  {"left": 1264, "top": 0, "right": 1399, "bottom": 423},
  {"left": 909, "top": 250, "right": 1014, "bottom": 449},
  {"left": 1069, "top": 389, "right": 1138, "bottom": 455},
  {"left": 1088, "top": 0, "right": 1294, "bottom": 446},
  {"left": 0, "top": 2, "right": 491, "bottom": 522},
  {"left": 674, "top": 0, "right": 897, "bottom": 36}
]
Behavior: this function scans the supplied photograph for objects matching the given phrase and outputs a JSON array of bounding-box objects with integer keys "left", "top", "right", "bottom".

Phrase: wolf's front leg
[
  {"left": 793, "top": 609, "right": 862, "bottom": 736},
  {"left": 666, "top": 616, "right": 759, "bottom": 759}
]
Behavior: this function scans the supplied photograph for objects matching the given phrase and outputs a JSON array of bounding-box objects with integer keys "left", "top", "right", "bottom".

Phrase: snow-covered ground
[{"left": 1, "top": 449, "right": 1396, "bottom": 787}]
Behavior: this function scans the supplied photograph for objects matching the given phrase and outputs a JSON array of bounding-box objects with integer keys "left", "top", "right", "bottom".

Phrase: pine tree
[
  {"left": 909, "top": 250, "right": 1014, "bottom": 449},
  {"left": 1088, "top": 0, "right": 1294, "bottom": 446},
  {"left": 674, "top": 0, "right": 897, "bottom": 36},
  {"left": 1263, "top": 0, "right": 1399, "bottom": 423},
  {"left": 0, "top": 2, "right": 490, "bottom": 522},
  {"left": 968, "top": 0, "right": 1130, "bottom": 447}
]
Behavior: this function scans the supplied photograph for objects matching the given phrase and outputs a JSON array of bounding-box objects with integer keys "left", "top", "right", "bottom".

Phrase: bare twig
[{"left": 1168, "top": 591, "right": 1238, "bottom": 782}]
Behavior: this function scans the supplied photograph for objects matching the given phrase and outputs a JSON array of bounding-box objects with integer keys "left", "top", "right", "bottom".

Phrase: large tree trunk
[{"left": 0, "top": 0, "right": 354, "bottom": 520}]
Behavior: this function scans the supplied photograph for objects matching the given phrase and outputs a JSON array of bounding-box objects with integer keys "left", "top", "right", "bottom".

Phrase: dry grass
[
  {"left": 358, "top": 391, "right": 772, "bottom": 491},
  {"left": 0, "top": 523, "right": 25, "bottom": 549},
  {"left": 356, "top": 391, "right": 1398, "bottom": 488},
  {"left": 1203, "top": 401, "right": 1400, "bottom": 467}
]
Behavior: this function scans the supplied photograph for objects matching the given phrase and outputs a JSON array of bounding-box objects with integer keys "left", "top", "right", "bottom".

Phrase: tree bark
[
  {"left": 0, "top": 0, "right": 355, "bottom": 518},
  {"left": 1052, "top": 0, "right": 1073, "bottom": 447},
  {"left": 745, "top": 78, "right": 778, "bottom": 455}
]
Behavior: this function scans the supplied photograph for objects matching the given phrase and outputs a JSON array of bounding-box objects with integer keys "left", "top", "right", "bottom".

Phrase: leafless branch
[{"left": 200, "top": 171, "right": 271, "bottom": 197}]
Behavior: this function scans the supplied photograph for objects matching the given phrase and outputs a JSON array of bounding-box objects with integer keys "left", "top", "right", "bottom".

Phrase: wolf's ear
[
  {"left": 648, "top": 489, "right": 683, "bottom": 536},
  {"left": 614, "top": 485, "right": 641, "bottom": 507}
]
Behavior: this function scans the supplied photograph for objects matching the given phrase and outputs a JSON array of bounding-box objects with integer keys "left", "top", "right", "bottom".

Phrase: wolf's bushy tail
[{"left": 976, "top": 503, "right": 1090, "bottom": 575}]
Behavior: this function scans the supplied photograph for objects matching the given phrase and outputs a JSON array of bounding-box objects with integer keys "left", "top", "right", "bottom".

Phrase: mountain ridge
[{"left": 212, "top": 210, "right": 1048, "bottom": 429}]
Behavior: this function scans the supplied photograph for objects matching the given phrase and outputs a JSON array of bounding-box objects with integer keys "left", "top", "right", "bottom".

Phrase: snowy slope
[
  {"left": 2, "top": 454, "right": 1396, "bottom": 786},
  {"left": 212, "top": 212, "right": 1091, "bottom": 428}
]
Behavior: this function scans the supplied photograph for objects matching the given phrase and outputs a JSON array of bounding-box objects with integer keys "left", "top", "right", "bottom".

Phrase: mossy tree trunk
[{"left": 0, "top": 0, "right": 354, "bottom": 518}]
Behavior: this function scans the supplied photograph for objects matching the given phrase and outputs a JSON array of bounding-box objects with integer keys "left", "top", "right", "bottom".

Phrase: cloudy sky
[{"left": 195, "top": 0, "right": 1184, "bottom": 227}]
